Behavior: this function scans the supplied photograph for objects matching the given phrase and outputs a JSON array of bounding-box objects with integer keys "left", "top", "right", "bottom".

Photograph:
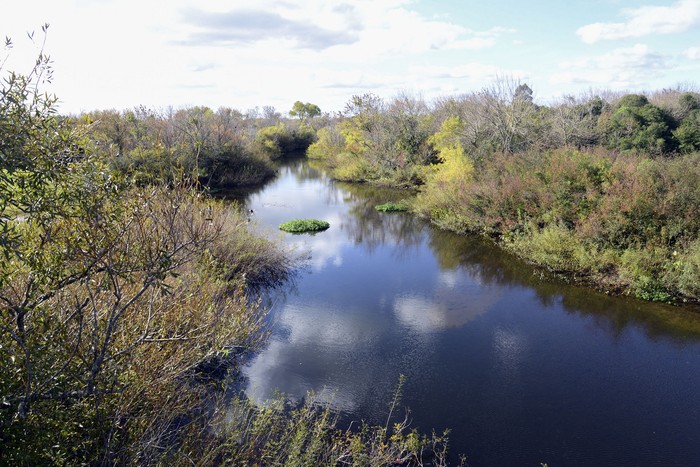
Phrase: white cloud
[
  {"left": 577, "top": 0, "right": 700, "bottom": 43},
  {"left": 417, "top": 63, "right": 525, "bottom": 82},
  {"left": 550, "top": 44, "right": 668, "bottom": 88},
  {"left": 392, "top": 274, "right": 501, "bottom": 334},
  {"left": 685, "top": 46, "right": 700, "bottom": 60}
]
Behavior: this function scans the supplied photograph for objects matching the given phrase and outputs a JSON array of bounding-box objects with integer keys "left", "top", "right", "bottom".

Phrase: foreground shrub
[
  {"left": 173, "top": 381, "right": 455, "bottom": 467},
  {"left": 0, "top": 183, "right": 289, "bottom": 463}
]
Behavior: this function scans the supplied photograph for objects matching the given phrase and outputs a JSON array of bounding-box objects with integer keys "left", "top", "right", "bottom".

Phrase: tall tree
[{"left": 289, "top": 101, "right": 321, "bottom": 121}]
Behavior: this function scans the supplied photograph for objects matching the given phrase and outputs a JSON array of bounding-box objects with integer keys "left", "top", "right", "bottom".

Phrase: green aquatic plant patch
[
  {"left": 279, "top": 219, "right": 330, "bottom": 233},
  {"left": 374, "top": 201, "right": 409, "bottom": 212}
]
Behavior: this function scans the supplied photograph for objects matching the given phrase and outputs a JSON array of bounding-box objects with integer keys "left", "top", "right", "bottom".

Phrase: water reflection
[
  {"left": 232, "top": 158, "right": 700, "bottom": 467},
  {"left": 338, "top": 182, "right": 424, "bottom": 254},
  {"left": 426, "top": 227, "right": 700, "bottom": 340}
]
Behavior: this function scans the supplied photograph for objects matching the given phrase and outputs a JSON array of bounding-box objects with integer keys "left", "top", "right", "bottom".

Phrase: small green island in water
[{"left": 279, "top": 219, "right": 330, "bottom": 233}]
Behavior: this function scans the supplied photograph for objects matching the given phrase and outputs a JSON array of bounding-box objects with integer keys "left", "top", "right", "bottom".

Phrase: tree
[
  {"left": 548, "top": 94, "right": 605, "bottom": 148},
  {"left": 599, "top": 94, "right": 676, "bottom": 155},
  {"left": 289, "top": 100, "right": 321, "bottom": 121},
  {"left": 477, "top": 77, "right": 542, "bottom": 154},
  {"left": 673, "top": 109, "right": 700, "bottom": 153}
]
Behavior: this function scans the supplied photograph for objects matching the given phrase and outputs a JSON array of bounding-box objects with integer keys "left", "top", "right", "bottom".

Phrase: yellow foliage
[
  {"left": 307, "top": 127, "right": 345, "bottom": 160},
  {"left": 339, "top": 120, "right": 367, "bottom": 156},
  {"left": 425, "top": 116, "right": 473, "bottom": 186},
  {"left": 414, "top": 117, "right": 475, "bottom": 231}
]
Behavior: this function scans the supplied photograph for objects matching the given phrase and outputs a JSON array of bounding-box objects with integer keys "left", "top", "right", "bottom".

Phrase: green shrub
[
  {"left": 620, "top": 247, "right": 674, "bottom": 302},
  {"left": 199, "top": 148, "right": 276, "bottom": 188},
  {"left": 253, "top": 123, "right": 316, "bottom": 160},
  {"left": 507, "top": 223, "right": 603, "bottom": 273},
  {"left": 279, "top": 219, "right": 330, "bottom": 233},
  {"left": 332, "top": 157, "right": 375, "bottom": 182},
  {"left": 673, "top": 109, "right": 700, "bottom": 153},
  {"left": 599, "top": 96, "right": 676, "bottom": 155},
  {"left": 663, "top": 240, "right": 700, "bottom": 300}
]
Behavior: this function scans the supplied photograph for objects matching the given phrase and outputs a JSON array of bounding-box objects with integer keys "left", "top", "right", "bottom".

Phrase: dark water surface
[{"left": 233, "top": 158, "right": 700, "bottom": 466}]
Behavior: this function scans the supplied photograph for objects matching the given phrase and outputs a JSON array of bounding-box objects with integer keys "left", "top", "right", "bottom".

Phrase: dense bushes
[
  {"left": 308, "top": 93, "right": 435, "bottom": 186},
  {"left": 305, "top": 84, "right": 700, "bottom": 303},
  {"left": 0, "top": 161, "right": 286, "bottom": 463},
  {"left": 413, "top": 148, "right": 700, "bottom": 302},
  {"left": 81, "top": 106, "right": 317, "bottom": 189},
  {"left": 598, "top": 94, "right": 676, "bottom": 155}
]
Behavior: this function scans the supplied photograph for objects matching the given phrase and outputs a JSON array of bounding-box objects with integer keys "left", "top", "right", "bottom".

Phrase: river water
[{"left": 233, "top": 158, "right": 700, "bottom": 466}]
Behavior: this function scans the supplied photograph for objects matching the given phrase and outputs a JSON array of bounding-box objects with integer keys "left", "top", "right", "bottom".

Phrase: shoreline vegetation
[{"left": 307, "top": 83, "right": 700, "bottom": 306}]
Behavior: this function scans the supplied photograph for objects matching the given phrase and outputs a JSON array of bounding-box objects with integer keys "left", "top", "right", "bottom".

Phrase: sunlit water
[{"left": 231, "top": 158, "right": 700, "bottom": 466}]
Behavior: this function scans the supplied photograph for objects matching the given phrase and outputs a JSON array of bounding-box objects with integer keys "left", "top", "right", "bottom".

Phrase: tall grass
[{"left": 173, "top": 388, "right": 455, "bottom": 466}]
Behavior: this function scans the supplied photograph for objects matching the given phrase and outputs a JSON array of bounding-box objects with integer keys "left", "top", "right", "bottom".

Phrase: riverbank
[
  {"left": 308, "top": 149, "right": 700, "bottom": 307},
  {"left": 306, "top": 88, "right": 700, "bottom": 306},
  {"left": 0, "top": 63, "right": 454, "bottom": 464},
  {"left": 413, "top": 148, "right": 700, "bottom": 306}
]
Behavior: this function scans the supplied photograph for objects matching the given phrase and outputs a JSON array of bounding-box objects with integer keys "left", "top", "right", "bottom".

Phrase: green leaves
[
  {"left": 600, "top": 94, "right": 676, "bottom": 155},
  {"left": 375, "top": 201, "right": 409, "bottom": 212},
  {"left": 279, "top": 219, "right": 330, "bottom": 233},
  {"left": 289, "top": 101, "right": 321, "bottom": 121}
]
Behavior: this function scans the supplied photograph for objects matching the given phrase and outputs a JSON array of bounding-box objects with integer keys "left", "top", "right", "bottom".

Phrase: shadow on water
[{"left": 424, "top": 227, "right": 700, "bottom": 342}]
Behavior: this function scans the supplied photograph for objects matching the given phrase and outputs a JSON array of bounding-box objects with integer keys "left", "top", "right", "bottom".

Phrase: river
[{"left": 231, "top": 157, "right": 700, "bottom": 466}]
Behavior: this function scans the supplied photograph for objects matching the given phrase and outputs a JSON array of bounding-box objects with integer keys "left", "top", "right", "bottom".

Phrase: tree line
[{"left": 75, "top": 103, "right": 319, "bottom": 189}]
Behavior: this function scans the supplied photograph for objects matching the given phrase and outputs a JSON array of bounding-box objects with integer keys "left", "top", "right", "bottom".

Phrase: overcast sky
[{"left": 2, "top": 0, "right": 699, "bottom": 115}]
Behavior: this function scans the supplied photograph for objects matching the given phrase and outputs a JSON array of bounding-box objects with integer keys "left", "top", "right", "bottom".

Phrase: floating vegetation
[
  {"left": 374, "top": 201, "right": 409, "bottom": 212},
  {"left": 279, "top": 219, "right": 330, "bottom": 233}
]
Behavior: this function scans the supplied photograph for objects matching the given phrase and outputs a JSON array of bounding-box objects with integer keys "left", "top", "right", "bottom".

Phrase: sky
[{"left": 2, "top": 0, "right": 700, "bottom": 115}]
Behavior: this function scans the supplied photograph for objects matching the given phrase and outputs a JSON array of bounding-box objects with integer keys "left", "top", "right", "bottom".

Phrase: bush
[
  {"left": 620, "top": 246, "right": 674, "bottom": 302},
  {"left": 0, "top": 184, "right": 288, "bottom": 463},
  {"left": 306, "top": 126, "right": 346, "bottom": 160},
  {"left": 599, "top": 95, "right": 676, "bottom": 155},
  {"left": 506, "top": 222, "right": 606, "bottom": 274},
  {"left": 673, "top": 109, "right": 700, "bottom": 153},
  {"left": 253, "top": 123, "right": 316, "bottom": 160},
  {"left": 332, "top": 156, "right": 375, "bottom": 182},
  {"left": 199, "top": 146, "right": 276, "bottom": 188},
  {"left": 663, "top": 239, "right": 700, "bottom": 300}
]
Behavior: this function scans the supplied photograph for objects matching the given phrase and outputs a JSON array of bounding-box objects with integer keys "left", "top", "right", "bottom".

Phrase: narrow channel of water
[{"left": 232, "top": 158, "right": 700, "bottom": 466}]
